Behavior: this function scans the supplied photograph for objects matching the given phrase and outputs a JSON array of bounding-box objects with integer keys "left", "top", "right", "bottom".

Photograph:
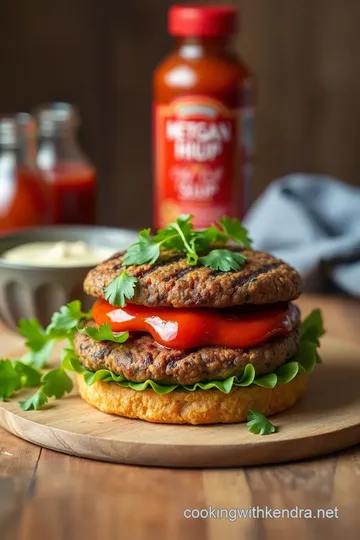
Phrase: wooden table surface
[{"left": 1, "top": 295, "right": 360, "bottom": 540}]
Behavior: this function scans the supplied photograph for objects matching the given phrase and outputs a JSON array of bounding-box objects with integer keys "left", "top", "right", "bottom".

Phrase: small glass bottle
[
  {"left": 0, "top": 113, "right": 48, "bottom": 232},
  {"left": 34, "top": 103, "right": 97, "bottom": 225}
]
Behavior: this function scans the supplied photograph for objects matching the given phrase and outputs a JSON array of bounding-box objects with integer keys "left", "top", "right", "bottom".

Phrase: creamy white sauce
[{"left": 1, "top": 241, "right": 115, "bottom": 267}]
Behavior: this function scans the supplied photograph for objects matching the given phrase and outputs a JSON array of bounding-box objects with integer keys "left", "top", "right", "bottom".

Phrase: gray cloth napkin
[{"left": 243, "top": 174, "right": 360, "bottom": 296}]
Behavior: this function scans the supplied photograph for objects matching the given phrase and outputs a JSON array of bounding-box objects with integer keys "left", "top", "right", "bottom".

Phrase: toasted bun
[{"left": 76, "top": 374, "right": 307, "bottom": 425}]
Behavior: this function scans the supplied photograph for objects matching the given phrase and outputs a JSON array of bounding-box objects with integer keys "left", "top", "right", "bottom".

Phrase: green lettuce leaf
[
  {"left": 253, "top": 373, "right": 278, "bottom": 388},
  {"left": 300, "top": 308, "right": 325, "bottom": 347},
  {"left": 274, "top": 362, "right": 300, "bottom": 384},
  {"left": 67, "top": 355, "right": 314, "bottom": 395}
]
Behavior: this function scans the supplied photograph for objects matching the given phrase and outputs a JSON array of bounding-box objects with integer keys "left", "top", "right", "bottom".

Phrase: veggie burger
[{"left": 69, "top": 215, "right": 324, "bottom": 425}]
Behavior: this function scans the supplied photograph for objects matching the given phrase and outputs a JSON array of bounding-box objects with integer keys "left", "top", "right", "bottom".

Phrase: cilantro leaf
[
  {"left": 78, "top": 324, "right": 129, "bottom": 344},
  {"left": 199, "top": 249, "right": 247, "bottom": 271},
  {"left": 161, "top": 214, "right": 194, "bottom": 242},
  {"left": 247, "top": 409, "right": 277, "bottom": 435},
  {"left": 61, "top": 348, "right": 86, "bottom": 374},
  {"left": 19, "top": 301, "right": 91, "bottom": 369},
  {"left": 120, "top": 215, "right": 251, "bottom": 270},
  {"left": 123, "top": 222, "right": 192, "bottom": 267},
  {"left": 218, "top": 217, "right": 252, "bottom": 248},
  {"left": 153, "top": 214, "right": 199, "bottom": 264},
  {"left": 0, "top": 360, "right": 42, "bottom": 402},
  {"left": 20, "top": 389, "right": 48, "bottom": 411},
  {"left": 18, "top": 350, "right": 74, "bottom": 411},
  {"left": 167, "top": 215, "right": 198, "bottom": 263},
  {"left": 2, "top": 299, "right": 94, "bottom": 410},
  {"left": 18, "top": 318, "right": 48, "bottom": 351},
  {"left": 152, "top": 229, "right": 182, "bottom": 251},
  {"left": 104, "top": 270, "right": 137, "bottom": 307},
  {"left": 41, "top": 368, "right": 73, "bottom": 399},
  {"left": 175, "top": 214, "right": 194, "bottom": 227},
  {"left": 0, "top": 360, "right": 22, "bottom": 400},
  {"left": 21, "top": 341, "right": 54, "bottom": 369},
  {"left": 14, "top": 361, "right": 42, "bottom": 387},
  {"left": 17, "top": 363, "right": 73, "bottom": 411},
  {"left": 194, "top": 225, "right": 228, "bottom": 251},
  {"left": 48, "top": 300, "right": 91, "bottom": 335},
  {"left": 123, "top": 229, "right": 160, "bottom": 266}
]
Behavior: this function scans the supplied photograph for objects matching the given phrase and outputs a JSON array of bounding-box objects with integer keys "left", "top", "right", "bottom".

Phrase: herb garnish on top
[{"left": 105, "top": 215, "right": 252, "bottom": 307}]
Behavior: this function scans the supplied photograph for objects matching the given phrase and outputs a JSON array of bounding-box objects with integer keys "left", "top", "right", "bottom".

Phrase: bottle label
[{"left": 154, "top": 96, "right": 242, "bottom": 229}]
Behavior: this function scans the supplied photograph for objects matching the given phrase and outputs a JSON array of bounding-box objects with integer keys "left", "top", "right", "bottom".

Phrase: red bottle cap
[{"left": 169, "top": 5, "right": 238, "bottom": 37}]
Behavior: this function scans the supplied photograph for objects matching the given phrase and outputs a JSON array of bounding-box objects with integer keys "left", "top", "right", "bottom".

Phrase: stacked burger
[{"left": 73, "top": 216, "right": 322, "bottom": 425}]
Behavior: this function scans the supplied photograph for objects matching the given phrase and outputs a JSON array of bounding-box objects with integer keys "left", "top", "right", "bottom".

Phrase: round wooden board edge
[{"left": 1, "top": 405, "right": 360, "bottom": 468}]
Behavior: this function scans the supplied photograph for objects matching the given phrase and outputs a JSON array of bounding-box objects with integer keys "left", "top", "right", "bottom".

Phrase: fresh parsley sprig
[
  {"left": 0, "top": 299, "right": 132, "bottom": 409},
  {"left": 123, "top": 229, "right": 162, "bottom": 266},
  {"left": 106, "top": 215, "right": 252, "bottom": 307},
  {"left": 122, "top": 214, "right": 252, "bottom": 269},
  {"left": 218, "top": 216, "right": 252, "bottom": 247},
  {"left": 0, "top": 360, "right": 41, "bottom": 401},
  {"left": 199, "top": 249, "right": 247, "bottom": 272},
  {"left": 123, "top": 215, "right": 198, "bottom": 266},
  {"left": 0, "top": 300, "right": 92, "bottom": 409},
  {"left": 247, "top": 409, "right": 277, "bottom": 435},
  {"left": 47, "top": 300, "right": 91, "bottom": 337},
  {"left": 19, "top": 367, "right": 73, "bottom": 411},
  {"left": 104, "top": 270, "right": 137, "bottom": 308},
  {"left": 18, "top": 300, "right": 91, "bottom": 369}
]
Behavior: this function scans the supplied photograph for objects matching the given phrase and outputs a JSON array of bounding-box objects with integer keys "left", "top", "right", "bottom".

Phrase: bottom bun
[{"left": 76, "top": 374, "right": 307, "bottom": 425}]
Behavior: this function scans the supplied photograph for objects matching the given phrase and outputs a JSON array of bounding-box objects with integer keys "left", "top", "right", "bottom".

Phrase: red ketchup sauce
[
  {"left": 43, "top": 163, "right": 96, "bottom": 225},
  {"left": 92, "top": 300, "right": 298, "bottom": 350}
]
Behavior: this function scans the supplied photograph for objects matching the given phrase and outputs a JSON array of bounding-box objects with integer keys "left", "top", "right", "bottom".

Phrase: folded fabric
[{"left": 244, "top": 174, "right": 360, "bottom": 296}]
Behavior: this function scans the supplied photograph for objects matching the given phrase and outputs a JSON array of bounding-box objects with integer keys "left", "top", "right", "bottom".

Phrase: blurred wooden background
[{"left": 1, "top": 0, "right": 360, "bottom": 228}]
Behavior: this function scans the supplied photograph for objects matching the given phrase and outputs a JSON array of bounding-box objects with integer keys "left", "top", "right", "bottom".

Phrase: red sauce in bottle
[
  {"left": 43, "top": 163, "right": 96, "bottom": 225},
  {"left": 0, "top": 167, "right": 48, "bottom": 231},
  {"left": 153, "top": 5, "right": 254, "bottom": 229},
  {"left": 35, "top": 103, "right": 97, "bottom": 225},
  {"left": 92, "top": 300, "right": 298, "bottom": 350},
  {"left": 0, "top": 114, "right": 48, "bottom": 232}
]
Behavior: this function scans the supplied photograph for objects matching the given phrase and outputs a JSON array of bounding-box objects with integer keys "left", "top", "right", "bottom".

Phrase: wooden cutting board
[{"left": 1, "top": 326, "right": 360, "bottom": 468}]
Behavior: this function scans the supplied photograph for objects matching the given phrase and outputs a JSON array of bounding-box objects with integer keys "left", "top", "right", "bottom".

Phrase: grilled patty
[
  {"left": 74, "top": 328, "right": 300, "bottom": 386},
  {"left": 84, "top": 248, "right": 302, "bottom": 308}
]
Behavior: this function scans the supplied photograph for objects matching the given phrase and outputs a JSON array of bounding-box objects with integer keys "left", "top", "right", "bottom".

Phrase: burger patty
[
  {"left": 84, "top": 248, "right": 302, "bottom": 308},
  {"left": 74, "top": 328, "right": 300, "bottom": 386}
]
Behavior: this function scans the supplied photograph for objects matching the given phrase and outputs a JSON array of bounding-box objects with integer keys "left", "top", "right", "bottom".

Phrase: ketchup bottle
[
  {"left": 34, "top": 103, "right": 97, "bottom": 225},
  {"left": 153, "top": 4, "right": 254, "bottom": 229},
  {"left": 0, "top": 114, "right": 48, "bottom": 232}
]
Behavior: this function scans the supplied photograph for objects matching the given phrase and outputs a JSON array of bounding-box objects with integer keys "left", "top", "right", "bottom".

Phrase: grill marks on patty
[
  {"left": 232, "top": 262, "right": 282, "bottom": 286},
  {"left": 162, "top": 266, "right": 197, "bottom": 282},
  {"left": 140, "top": 254, "right": 185, "bottom": 278},
  {"left": 74, "top": 327, "right": 300, "bottom": 386},
  {"left": 84, "top": 248, "right": 302, "bottom": 308}
]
